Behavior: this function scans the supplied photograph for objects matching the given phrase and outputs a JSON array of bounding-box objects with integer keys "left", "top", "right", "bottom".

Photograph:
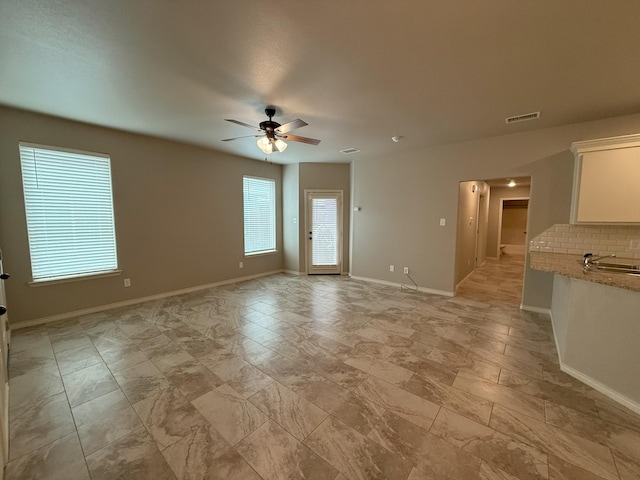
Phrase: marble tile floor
[{"left": 6, "top": 258, "right": 640, "bottom": 479}]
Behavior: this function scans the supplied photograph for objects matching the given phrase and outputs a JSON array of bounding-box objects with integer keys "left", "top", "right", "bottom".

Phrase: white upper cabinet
[{"left": 570, "top": 134, "right": 640, "bottom": 224}]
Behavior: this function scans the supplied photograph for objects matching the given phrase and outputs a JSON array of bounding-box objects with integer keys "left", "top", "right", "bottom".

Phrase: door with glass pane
[{"left": 306, "top": 190, "right": 342, "bottom": 274}]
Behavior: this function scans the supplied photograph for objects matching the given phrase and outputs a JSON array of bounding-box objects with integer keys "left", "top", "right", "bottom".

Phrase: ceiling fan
[{"left": 222, "top": 107, "right": 321, "bottom": 154}]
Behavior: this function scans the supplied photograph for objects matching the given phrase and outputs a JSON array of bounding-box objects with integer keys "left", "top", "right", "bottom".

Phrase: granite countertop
[{"left": 529, "top": 251, "right": 640, "bottom": 292}]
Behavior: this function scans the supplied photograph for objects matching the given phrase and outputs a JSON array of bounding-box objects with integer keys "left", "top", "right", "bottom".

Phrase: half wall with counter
[{"left": 529, "top": 224, "right": 640, "bottom": 413}]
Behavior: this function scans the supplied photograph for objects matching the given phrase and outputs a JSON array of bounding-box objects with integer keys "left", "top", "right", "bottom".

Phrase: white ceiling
[{"left": 1, "top": 1, "right": 639, "bottom": 164}]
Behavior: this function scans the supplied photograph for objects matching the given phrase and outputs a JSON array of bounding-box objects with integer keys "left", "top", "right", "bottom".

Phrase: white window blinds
[
  {"left": 243, "top": 176, "right": 276, "bottom": 255},
  {"left": 19, "top": 144, "right": 118, "bottom": 281}
]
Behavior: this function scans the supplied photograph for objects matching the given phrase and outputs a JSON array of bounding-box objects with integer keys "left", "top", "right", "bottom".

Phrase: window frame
[
  {"left": 242, "top": 175, "right": 277, "bottom": 257},
  {"left": 19, "top": 142, "right": 120, "bottom": 284}
]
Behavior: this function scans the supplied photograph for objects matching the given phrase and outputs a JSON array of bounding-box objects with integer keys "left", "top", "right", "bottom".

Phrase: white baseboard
[
  {"left": 349, "top": 275, "right": 454, "bottom": 297},
  {"left": 559, "top": 363, "right": 640, "bottom": 416},
  {"left": 12, "top": 269, "right": 285, "bottom": 330},
  {"left": 283, "top": 270, "right": 305, "bottom": 276},
  {"left": 519, "top": 304, "right": 551, "bottom": 315},
  {"left": 548, "top": 311, "right": 640, "bottom": 415}
]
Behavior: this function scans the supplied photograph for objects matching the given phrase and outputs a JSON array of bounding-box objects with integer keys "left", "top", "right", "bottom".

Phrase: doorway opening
[
  {"left": 498, "top": 198, "right": 529, "bottom": 258},
  {"left": 454, "top": 176, "right": 531, "bottom": 304}
]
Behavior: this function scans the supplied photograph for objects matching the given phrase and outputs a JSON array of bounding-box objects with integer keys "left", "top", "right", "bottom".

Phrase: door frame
[
  {"left": 304, "top": 189, "right": 343, "bottom": 275},
  {"left": 475, "top": 193, "right": 488, "bottom": 268},
  {"left": 497, "top": 196, "right": 529, "bottom": 258}
]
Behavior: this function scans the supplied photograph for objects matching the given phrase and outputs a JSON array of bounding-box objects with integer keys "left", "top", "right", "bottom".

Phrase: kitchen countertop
[{"left": 529, "top": 251, "right": 640, "bottom": 292}]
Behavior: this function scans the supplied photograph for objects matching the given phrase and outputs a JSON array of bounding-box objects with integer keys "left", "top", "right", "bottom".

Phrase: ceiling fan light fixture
[
  {"left": 257, "top": 136, "right": 287, "bottom": 154},
  {"left": 274, "top": 138, "right": 287, "bottom": 152},
  {"left": 257, "top": 136, "right": 273, "bottom": 154}
]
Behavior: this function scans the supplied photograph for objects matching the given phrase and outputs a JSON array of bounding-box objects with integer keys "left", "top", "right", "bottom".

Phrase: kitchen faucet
[{"left": 583, "top": 253, "right": 616, "bottom": 268}]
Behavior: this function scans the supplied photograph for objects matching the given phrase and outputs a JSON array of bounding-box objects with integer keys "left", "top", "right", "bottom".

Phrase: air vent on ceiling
[
  {"left": 505, "top": 111, "right": 541, "bottom": 124},
  {"left": 340, "top": 147, "right": 360, "bottom": 154}
]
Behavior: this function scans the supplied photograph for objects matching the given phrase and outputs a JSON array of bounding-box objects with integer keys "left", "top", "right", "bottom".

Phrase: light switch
[{"left": 439, "top": 218, "right": 446, "bottom": 226}]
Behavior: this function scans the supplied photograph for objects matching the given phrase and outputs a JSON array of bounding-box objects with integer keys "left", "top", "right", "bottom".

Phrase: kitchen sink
[{"left": 583, "top": 260, "right": 640, "bottom": 275}]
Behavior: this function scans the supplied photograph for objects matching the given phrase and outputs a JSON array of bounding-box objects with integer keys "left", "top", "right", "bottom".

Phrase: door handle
[
  {"left": 0, "top": 306, "right": 6, "bottom": 316},
  {"left": 0, "top": 273, "right": 8, "bottom": 280}
]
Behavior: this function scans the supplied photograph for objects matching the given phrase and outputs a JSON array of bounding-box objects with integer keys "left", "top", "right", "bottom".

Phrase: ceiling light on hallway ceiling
[
  {"left": 508, "top": 179, "right": 516, "bottom": 187},
  {"left": 392, "top": 136, "right": 402, "bottom": 143}
]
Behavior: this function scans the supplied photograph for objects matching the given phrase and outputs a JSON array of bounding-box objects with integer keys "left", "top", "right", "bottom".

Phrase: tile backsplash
[{"left": 529, "top": 224, "right": 640, "bottom": 260}]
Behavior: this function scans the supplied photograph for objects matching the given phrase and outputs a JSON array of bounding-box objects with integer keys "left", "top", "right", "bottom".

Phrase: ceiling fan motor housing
[
  {"left": 260, "top": 107, "right": 280, "bottom": 137},
  {"left": 259, "top": 120, "right": 281, "bottom": 137}
]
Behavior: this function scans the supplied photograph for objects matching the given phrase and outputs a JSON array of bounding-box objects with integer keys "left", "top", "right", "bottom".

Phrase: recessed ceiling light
[{"left": 508, "top": 180, "right": 516, "bottom": 187}]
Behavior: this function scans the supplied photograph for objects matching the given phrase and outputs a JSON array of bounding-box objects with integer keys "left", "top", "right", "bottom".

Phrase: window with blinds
[
  {"left": 19, "top": 143, "right": 118, "bottom": 282},
  {"left": 243, "top": 176, "right": 276, "bottom": 255}
]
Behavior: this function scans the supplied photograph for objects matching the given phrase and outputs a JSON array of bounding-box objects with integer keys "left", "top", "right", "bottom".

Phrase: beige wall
[
  {"left": 351, "top": 113, "right": 640, "bottom": 307},
  {"left": 454, "top": 181, "right": 489, "bottom": 286},
  {"left": 0, "top": 107, "right": 283, "bottom": 324},
  {"left": 282, "top": 163, "right": 300, "bottom": 272},
  {"left": 486, "top": 185, "right": 531, "bottom": 257}
]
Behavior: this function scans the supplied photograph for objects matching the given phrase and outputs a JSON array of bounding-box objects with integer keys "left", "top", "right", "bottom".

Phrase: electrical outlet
[
  {"left": 389, "top": 265, "right": 394, "bottom": 272},
  {"left": 124, "top": 278, "right": 131, "bottom": 287},
  {"left": 403, "top": 267, "right": 409, "bottom": 274},
  {"left": 630, "top": 239, "right": 640, "bottom": 251},
  {"left": 239, "top": 261, "right": 244, "bottom": 268}
]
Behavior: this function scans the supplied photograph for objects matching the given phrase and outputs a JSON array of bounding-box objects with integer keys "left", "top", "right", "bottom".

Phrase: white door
[{"left": 306, "top": 191, "right": 343, "bottom": 274}]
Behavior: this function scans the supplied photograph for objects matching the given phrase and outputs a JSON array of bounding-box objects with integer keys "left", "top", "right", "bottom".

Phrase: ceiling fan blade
[
  {"left": 225, "top": 119, "right": 263, "bottom": 132},
  {"left": 222, "top": 134, "right": 263, "bottom": 142},
  {"left": 281, "top": 134, "right": 321, "bottom": 145},
  {"left": 275, "top": 118, "right": 307, "bottom": 134}
]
